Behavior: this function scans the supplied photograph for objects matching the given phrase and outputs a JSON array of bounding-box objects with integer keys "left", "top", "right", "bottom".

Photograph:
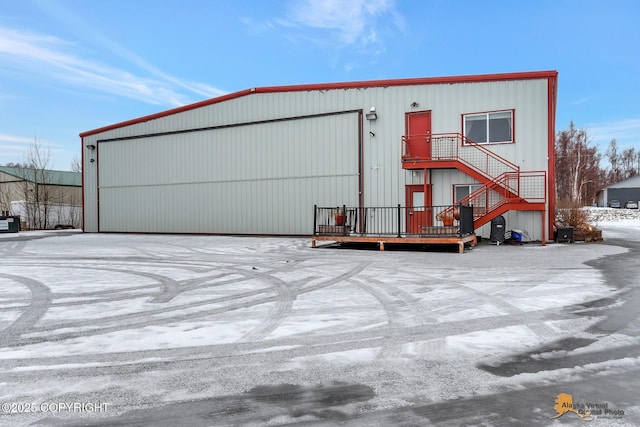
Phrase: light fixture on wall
[
  {"left": 86, "top": 144, "right": 96, "bottom": 150},
  {"left": 366, "top": 107, "right": 377, "bottom": 121},
  {"left": 410, "top": 101, "right": 419, "bottom": 108}
]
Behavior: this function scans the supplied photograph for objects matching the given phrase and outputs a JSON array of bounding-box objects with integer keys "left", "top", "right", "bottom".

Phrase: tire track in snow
[
  {"left": 237, "top": 259, "right": 370, "bottom": 341},
  {"left": 0, "top": 306, "right": 581, "bottom": 375},
  {"left": 346, "top": 277, "right": 406, "bottom": 359},
  {"left": 0, "top": 239, "right": 27, "bottom": 256},
  {"left": 234, "top": 267, "right": 297, "bottom": 342},
  {"left": 6, "top": 262, "right": 371, "bottom": 348},
  {"left": 0, "top": 273, "right": 52, "bottom": 345}
]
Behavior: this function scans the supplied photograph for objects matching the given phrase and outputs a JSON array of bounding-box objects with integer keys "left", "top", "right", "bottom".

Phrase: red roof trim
[{"left": 80, "top": 70, "right": 558, "bottom": 137}]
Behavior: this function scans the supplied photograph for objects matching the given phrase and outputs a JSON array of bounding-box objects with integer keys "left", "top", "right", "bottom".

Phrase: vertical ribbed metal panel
[
  {"left": 97, "top": 113, "right": 359, "bottom": 234},
  {"left": 83, "top": 77, "right": 551, "bottom": 238}
]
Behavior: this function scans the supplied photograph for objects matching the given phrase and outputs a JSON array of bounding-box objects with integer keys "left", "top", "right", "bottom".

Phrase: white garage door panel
[{"left": 98, "top": 113, "right": 359, "bottom": 234}]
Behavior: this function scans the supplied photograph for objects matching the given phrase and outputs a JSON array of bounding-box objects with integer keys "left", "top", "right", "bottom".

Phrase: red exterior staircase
[{"left": 402, "top": 133, "right": 546, "bottom": 229}]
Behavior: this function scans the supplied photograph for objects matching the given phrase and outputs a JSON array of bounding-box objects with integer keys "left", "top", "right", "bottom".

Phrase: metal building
[
  {"left": 597, "top": 175, "right": 640, "bottom": 208},
  {"left": 81, "top": 71, "right": 558, "bottom": 242},
  {"left": 0, "top": 166, "right": 83, "bottom": 229}
]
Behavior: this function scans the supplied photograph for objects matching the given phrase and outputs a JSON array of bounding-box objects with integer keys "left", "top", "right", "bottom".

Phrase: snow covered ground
[{"left": 0, "top": 208, "right": 639, "bottom": 426}]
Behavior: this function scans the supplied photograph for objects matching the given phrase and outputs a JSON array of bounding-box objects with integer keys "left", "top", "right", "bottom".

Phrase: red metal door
[
  {"left": 405, "top": 111, "right": 432, "bottom": 159},
  {"left": 406, "top": 185, "right": 432, "bottom": 234}
]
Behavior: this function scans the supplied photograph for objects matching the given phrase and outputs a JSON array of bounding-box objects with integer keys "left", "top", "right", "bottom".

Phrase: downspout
[
  {"left": 547, "top": 74, "right": 558, "bottom": 242},
  {"left": 358, "top": 110, "right": 365, "bottom": 233},
  {"left": 81, "top": 136, "right": 85, "bottom": 232}
]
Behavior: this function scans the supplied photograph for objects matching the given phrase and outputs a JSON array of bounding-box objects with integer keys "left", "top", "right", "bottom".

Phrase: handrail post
[
  {"left": 363, "top": 207, "right": 367, "bottom": 234},
  {"left": 342, "top": 204, "right": 347, "bottom": 236},
  {"left": 313, "top": 204, "right": 317, "bottom": 235},
  {"left": 397, "top": 204, "right": 401, "bottom": 237}
]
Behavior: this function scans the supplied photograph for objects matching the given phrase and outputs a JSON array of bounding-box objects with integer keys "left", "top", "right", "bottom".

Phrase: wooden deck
[{"left": 311, "top": 233, "right": 477, "bottom": 253}]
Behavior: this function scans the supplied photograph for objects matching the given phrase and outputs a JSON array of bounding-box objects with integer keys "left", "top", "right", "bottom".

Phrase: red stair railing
[
  {"left": 454, "top": 171, "right": 546, "bottom": 227},
  {"left": 402, "top": 133, "right": 520, "bottom": 180}
]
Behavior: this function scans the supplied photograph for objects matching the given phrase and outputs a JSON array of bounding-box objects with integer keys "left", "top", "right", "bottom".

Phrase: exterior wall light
[
  {"left": 366, "top": 107, "right": 377, "bottom": 120},
  {"left": 86, "top": 144, "right": 96, "bottom": 150}
]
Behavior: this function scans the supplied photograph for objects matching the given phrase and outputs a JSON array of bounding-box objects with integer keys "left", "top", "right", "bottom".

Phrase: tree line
[{"left": 555, "top": 121, "right": 639, "bottom": 206}]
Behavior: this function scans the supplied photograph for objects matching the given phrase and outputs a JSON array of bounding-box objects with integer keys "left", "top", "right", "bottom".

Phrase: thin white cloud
[
  {"left": 586, "top": 118, "right": 640, "bottom": 148},
  {"left": 0, "top": 144, "right": 31, "bottom": 162},
  {"left": 0, "top": 133, "right": 73, "bottom": 170},
  {"left": 0, "top": 25, "right": 225, "bottom": 107},
  {"left": 0, "top": 133, "right": 33, "bottom": 145},
  {"left": 79, "top": 30, "right": 225, "bottom": 101},
  {"left": 288, "top": 0, "right": 401, "bottom": 45},
  {"left": 0, "top": 134, "right": 58, "bottom": 165},
  {"left": 255, "top": 0, "right": 404, "bottom": 63},
  {"left": 32, "top": 1, "right": 227, "bottom": 101},
  {"left": 571, "top": 95, "right": 594, "bottom": 105}
]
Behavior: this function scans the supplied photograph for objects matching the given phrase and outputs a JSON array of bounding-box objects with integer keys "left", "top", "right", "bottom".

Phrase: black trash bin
[{"left": 490, "top": 215, "right": 506, "bottom": 244}]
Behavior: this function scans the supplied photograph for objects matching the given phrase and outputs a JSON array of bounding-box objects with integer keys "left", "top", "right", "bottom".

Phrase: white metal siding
[
  {"left": 476, "top": 211, "right": 543, "bottom": 241},
  {"left": 97, "top": 113, "right": 359, "bottom": 234},
  {"left": 83, "top": 76, "right": 552, "bottom": 239}
]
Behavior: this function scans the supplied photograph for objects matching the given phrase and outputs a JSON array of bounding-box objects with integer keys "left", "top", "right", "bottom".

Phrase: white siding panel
[
  {"left": 98, "top": 113, "right": 359, "bottom": 234},
  {"left": 84, "top": 76, "right": 552, "bottom": 239},
  {"left": 476, "top": 211, "right": 543, "bottom": 241}
]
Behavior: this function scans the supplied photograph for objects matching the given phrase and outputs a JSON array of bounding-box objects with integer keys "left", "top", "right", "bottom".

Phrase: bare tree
[
  {"left": 605, "top": 139, "right": 623, "bottom": 184},
  {"left": 620, "top": 147, "right": 639, "bottom": 179},
  {"left": 0, "top": 184, "right": 10, "bottom": 216},
  {"left": 15, "top": 139, "right": 53, "bottom": 229},
  {"left": 555, "top": 122, "right": 604, "bottom": 205},
  {"left": 71, "top": 155, "right": 82, "bottom": 173},
  {"left": 605, "top": 139, "right": 639, "bottom": 184},
  {"left": 4, "top": 147, "right": 82, "bottom": 229}
]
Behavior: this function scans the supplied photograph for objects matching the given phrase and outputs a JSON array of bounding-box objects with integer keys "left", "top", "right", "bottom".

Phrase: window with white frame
[
  {"left": 464, "top": 110, "right": 513, "bottom": 144},
  {"left": 455, "top": 184, "right": 483, "bottom": 203},
  {"left": 455, "top": 184, "right": 486, "bottom": 215}
]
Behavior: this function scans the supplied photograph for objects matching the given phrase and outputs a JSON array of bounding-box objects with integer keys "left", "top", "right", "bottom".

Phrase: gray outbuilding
[{"left": 597, "top": 175, "right": 640, "bottom": 208}]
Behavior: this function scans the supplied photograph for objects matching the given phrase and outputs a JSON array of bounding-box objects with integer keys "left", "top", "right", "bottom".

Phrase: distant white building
[{"left": 81, "top": 71, "right": 558, "bottom": 242}]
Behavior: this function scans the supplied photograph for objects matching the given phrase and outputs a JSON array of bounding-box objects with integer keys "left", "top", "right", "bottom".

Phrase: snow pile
[{"left": 585, "top": 207, "right": 640, "bottom": 225}]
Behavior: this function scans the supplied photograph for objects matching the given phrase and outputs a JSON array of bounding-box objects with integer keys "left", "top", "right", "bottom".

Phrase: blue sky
[{"left": 1, "top": 0, "right": 639, "bottom": 170}]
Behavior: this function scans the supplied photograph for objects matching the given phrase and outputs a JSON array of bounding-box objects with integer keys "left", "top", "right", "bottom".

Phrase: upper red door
[{"left": 405, "top": 111, "right": 432, "bottom": 159}]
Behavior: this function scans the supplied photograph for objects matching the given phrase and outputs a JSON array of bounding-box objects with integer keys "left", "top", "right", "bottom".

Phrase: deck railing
[{"left": 313, "top": 204, "right": 474, "bottom": 237}]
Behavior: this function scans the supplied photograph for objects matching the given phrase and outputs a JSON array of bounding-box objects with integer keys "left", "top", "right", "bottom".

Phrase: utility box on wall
[
  {"left": 556, "top": 226, "right": 574, "bottom": 243},
  {"left": 0, "top": 216, "right": 20, "bottom": 233}
]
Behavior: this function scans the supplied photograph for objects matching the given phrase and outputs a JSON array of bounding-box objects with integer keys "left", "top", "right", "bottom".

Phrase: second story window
[{"left": 464, "top": 110, "right": 513, "bottom": 144}]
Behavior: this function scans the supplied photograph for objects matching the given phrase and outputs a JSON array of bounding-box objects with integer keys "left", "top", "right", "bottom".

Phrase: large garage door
[{"left": 97, "top": 112, "right": 359, "bottom": 234}]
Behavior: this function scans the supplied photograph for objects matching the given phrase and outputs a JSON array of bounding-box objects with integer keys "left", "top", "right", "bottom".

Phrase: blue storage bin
[{"left": 511, "top": 229, "right": 523, "bottom": 242}]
